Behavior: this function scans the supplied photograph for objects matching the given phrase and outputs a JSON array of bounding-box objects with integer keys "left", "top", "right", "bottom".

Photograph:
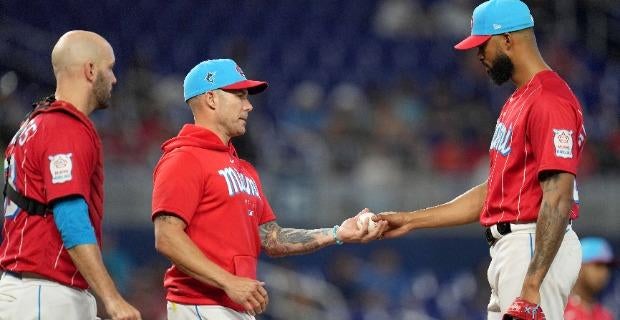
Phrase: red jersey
[
  {"left": 151, "top": 124, "right": 276, "bottom": 310},
  {"left": 481, "top": 71, "right": 585, "bottom": 226},
  {"left": 564, "top": 296, "right": 614, "bottom": 320},
  {"left": 1, "top": 99, "right": 104, "bottom": 289}
]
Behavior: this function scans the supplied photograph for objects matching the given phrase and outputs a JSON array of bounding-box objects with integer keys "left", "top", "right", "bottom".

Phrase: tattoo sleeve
[
  {"left": 259, "top": 221, "right": 333, "bottom": 257},
  {"left": 524, "top": 171, "right": 573, "bottom": 286}
]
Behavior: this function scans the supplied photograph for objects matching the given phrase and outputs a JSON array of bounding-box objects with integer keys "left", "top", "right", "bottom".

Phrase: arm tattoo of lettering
[
  {"left": 525, "top": 172, "right": 571, "bottom": 281},
  {"left": 260, "top": 221, "right": 332, "bottom": 257}
]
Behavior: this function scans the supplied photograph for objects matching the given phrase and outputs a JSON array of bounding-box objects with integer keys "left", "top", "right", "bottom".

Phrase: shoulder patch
[
  {"left": 553, "top": 129, "right": 573, "bottom": 159},
  {"left": 49, "top": 153, "right": 73, "bottom": 184}
]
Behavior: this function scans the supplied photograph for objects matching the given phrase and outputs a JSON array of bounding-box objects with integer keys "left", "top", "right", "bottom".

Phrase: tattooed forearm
[
  {"left": 526, "top": 201, "right": 568, "bottom": 277},
  {"left": 260, "top": 221, "right": 332, "bottom": 257},
  {"left": 524, "top": 172, "right": 573, "bottom": 287}
]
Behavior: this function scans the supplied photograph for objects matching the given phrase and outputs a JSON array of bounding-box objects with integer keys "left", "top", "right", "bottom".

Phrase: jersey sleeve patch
[
  {"left": 48, "top": 153, "right": 73, "bottom": 184},
  {"left": 553, "top": 129, "right": 573, "bottom": 159}
]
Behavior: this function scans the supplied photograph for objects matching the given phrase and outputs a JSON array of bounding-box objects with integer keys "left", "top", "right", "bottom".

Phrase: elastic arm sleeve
[{"left": 52, "top": 197, "right": 97, "bottom": 249}]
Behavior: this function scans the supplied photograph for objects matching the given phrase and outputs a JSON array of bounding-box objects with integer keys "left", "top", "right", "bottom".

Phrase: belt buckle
[{"left": 497, "top": 222, "right": 511, "bottom": 235}]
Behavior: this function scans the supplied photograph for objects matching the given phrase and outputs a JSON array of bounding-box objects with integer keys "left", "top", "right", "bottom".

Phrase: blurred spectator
[
  {"left": 325, "top": 252, "right": 366, "bottom": 308},
  {"left": 359, "top": 248, "right": 407, "bottom": 305},
  {"left": 373, "top": 0, "right": 430, "bottom": 39},
  {"left": 565, "top": 237, "right": 617, "bottom": 320},
  {"left": 281, "top": 81, "right": 327, "bottom": 134},
  {"left": 325, "top": 83, "right": 371, "bottom": 174},
  {"left": 428, "top": 0, "right": 472, "bottom": 38}
]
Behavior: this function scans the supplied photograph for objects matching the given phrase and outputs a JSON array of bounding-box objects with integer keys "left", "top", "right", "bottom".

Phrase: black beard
[
  {"left": 93, "top": 74, "right": 111, "bottom": 109},
  {"left": 488, "top": 53, "right": 514, "bottom": 85}
]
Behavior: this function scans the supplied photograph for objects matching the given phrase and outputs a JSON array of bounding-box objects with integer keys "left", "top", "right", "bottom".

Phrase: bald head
[
  {"left": 51, "top": 30, "right": 114, "bottom": 77},
  {"left": 52, "top": 30, "right": 117, "bottom": 114}
]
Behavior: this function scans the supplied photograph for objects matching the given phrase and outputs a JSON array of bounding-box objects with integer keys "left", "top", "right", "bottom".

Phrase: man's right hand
[
  {"left": 223, "top": 275, "right": 269, "bottom": 316},
  {"left": 103, "top": 295, "right": 141, "bottom": 320},
  {"left": 65, "top": 244, "right": 141, "bottom": 320},
  {"left": 372, "top": 211, "right": 415, "bottom": 238}
]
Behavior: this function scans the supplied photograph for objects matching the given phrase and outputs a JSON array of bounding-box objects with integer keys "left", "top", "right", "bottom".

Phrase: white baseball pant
[
  {"left": 167, "top": 301, "right": 256, "bottom": 320},
  {"left": 0, "top": 271, "right": 97, "bottom": 320},
  {"left": 486, "top": 223, "right": 581, "bottom": 320}
]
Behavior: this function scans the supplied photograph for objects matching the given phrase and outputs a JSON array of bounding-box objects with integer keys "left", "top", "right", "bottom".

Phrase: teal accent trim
[
  {"left": 333, "top": 225, "right": 343, "bottom": 245},
  {"left": 195, "top": 305, "right": 203, "bottom": 320},
  {"left": 37, "top": 285, "right": 41, "bottom": 320}
]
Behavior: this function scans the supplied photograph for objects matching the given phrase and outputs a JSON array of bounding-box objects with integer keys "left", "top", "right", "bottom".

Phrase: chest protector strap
[
  {"left": 2, "top": 96, "right": 57, "bottom": 217},
  {"left": 3, "top": 182, "right": 50, "bottom": 216}
]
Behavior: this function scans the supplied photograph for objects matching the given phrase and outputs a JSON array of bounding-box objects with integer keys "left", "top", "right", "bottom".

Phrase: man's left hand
[{"left": 503, "top": 297, "right": 546, "bottom": 320}]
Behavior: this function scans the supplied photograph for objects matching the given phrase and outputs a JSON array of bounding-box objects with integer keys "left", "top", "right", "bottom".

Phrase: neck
[
  {"left": 511, "top": 46, "right": 551, "bottom": 88},
  {"left": 194, "top": 118, "right": 230, "bottom": 145},
  {"left": 54, "top": 81, "right": 94, "bottom": 116}
]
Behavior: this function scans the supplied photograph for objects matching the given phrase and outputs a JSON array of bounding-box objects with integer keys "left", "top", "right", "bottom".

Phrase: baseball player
[
  {"left": 374, "top": 1, "right": 586, "bottom": 319},
  {"left": 0, "top": 31, "right": 140, "bottom": 320},
  {"left": 151, "top": 58, "right": 388, "bottom": 320},
  {"left": 564, "top": 237, "right": 616, "bottom": 320}
]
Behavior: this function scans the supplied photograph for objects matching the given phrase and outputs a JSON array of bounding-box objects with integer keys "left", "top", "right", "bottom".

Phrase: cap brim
[
  {"left": 222, "top": 80, "right": 268, "bottom": 95},
  {"left": 454, "top": 35, "right": 492, "bottom": 50},
  {"left": 584, "top": 259, "right": 618, "bottom": 268}
]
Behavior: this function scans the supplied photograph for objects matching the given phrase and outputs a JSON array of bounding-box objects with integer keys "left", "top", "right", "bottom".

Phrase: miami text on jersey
[
  {"left": 490, "top": 122, "right": 512, "bottom": 156},
  {"left": 218, "top": 167, "right": 260, "bottom": 197}
]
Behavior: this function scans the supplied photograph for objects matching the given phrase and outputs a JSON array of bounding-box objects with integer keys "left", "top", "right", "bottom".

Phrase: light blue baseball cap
[
  {"left": 581, "top": 237, "right": 616, "bottom": 266},
  {"left": 455, "top": 0, "right": 535, "bottom": 50},
  {"left": 183, "top": 59, "right": 268, "bottom": 101}
]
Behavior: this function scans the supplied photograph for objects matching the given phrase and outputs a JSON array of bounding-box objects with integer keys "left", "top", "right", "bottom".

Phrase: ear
[
  {"left": 204, "top": 91, "right": 217, "bottom": 110},
  {"left": 83, "top": 62, "right": 97, "bottom": 82},
  {"left": 500, "top": 33, "right": 514, "bottom": 52}
]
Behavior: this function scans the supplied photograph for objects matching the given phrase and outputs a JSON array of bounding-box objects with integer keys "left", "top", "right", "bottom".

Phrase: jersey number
[
  {"left": 3, "top": 155, "right": 20, "bottom": 218},
  {"left": 4, "top": 119, "right": 38, "bottom": 218}
]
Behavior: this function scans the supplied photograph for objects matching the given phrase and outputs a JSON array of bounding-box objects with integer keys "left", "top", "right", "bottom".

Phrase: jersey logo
[
  {"left": 553, "top": 129, "right": 573, "bottom": 159},
  {"left": 490, "top": 122, "right": 512, "bottom": 156},
  {"left": 218, "top": 167, "right": 260, "bottom": 197},
  {"left": 48, "top": 153, "right": 73, "bottom": 184}
]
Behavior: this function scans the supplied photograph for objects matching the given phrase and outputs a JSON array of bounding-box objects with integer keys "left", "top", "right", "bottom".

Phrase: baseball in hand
[{"left": 356, "top": 211, "right": 378, "bottom": 232}]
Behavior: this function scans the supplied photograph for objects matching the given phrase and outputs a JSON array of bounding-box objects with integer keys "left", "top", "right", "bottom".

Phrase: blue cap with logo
[
  {"left": 581, "top": 237, "right": 616, "bottom": 266},
  {"left": 183, "top": 59, "right": 268, "bottom": 101},
  {"left": 455, "top": 0, "right": 535, "bottom": 50}
]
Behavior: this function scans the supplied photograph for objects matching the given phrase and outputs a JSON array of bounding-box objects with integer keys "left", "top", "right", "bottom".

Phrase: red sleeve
[
  {"left": 259, "top": 192, "right": 276, "bottom": 225},
  {"left": 528, "top": 94, "right": 582, "bottom": 176},
  {"left": 151, "top": 150, "right": 204, "bottom": 224},
  {"left": 39, "top": 114, "right": 95, "bottom": 203},
  {"left": 242, "top": 161, "right": 276, "bottom": 224}
]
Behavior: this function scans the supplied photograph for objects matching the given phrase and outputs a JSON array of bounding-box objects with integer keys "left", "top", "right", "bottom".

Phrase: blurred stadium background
[{"left": 1, "top": 0, "right": 619, "bottom": 319}]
